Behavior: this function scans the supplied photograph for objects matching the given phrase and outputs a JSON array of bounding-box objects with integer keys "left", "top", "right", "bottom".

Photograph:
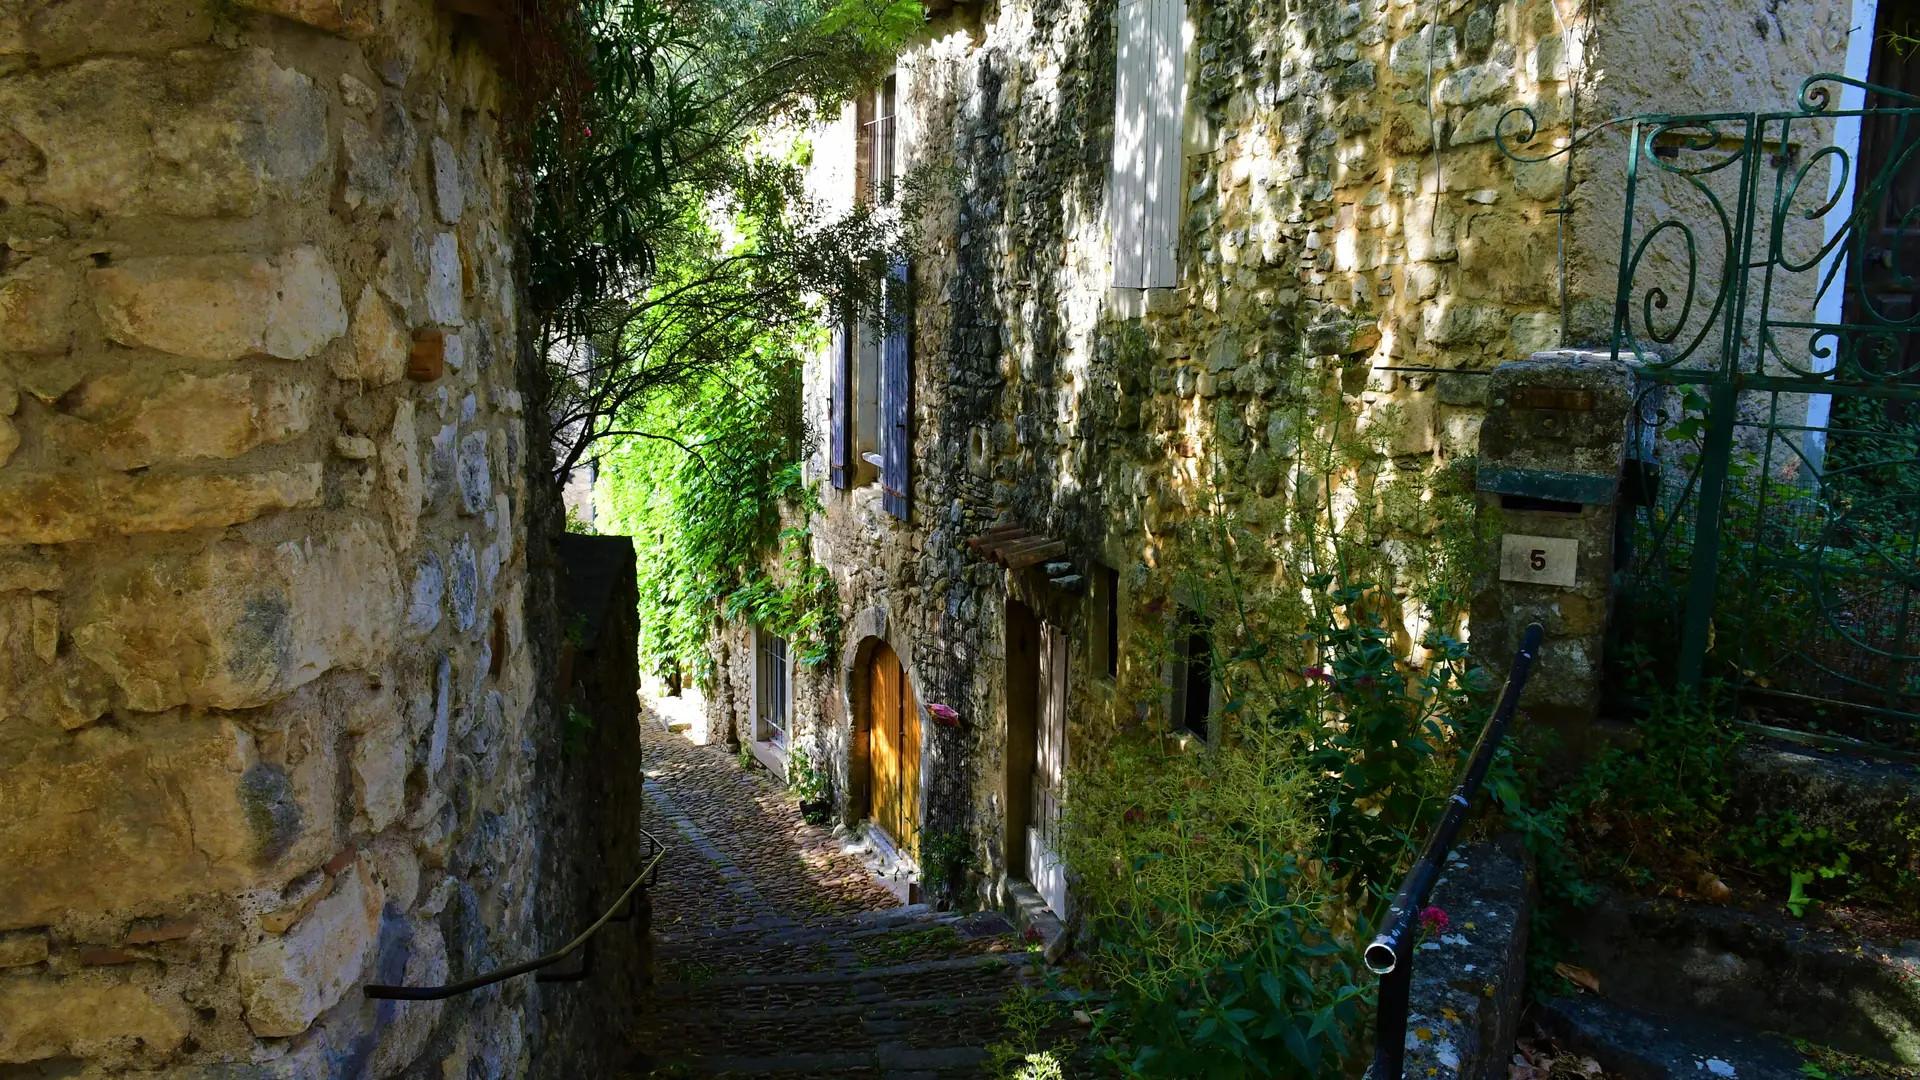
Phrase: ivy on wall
[{"left": 591, "top": 347, "right": 840, "bottom": 684}]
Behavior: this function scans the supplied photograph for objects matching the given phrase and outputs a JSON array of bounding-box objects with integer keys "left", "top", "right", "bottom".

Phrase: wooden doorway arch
[{"left": 866, "top": 640, "right": 921, "bottom": 854}]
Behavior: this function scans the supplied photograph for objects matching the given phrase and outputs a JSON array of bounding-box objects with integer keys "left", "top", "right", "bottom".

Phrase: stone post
[{"left": 1469, "top": 350, "right": 1635, "bottom": 752}]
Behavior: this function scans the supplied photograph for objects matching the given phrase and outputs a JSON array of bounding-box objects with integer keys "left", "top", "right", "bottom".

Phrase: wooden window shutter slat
[
  {"left": 1144, "top": 0, "right": 1186, "bottom": 288},
  {"left": 1110, "top": 0, "right": 1149, "bottom": 288},
  {"left": 829, "top": 312, "right": 853, "bottom": 489},
  {"left": 881, "top": 257, "right": 911, "bottom": 519}
]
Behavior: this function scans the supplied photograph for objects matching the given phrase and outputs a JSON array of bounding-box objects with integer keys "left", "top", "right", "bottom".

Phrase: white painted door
[{"left": 1027, "top": 623, "right": 1069, "bottom": 918}]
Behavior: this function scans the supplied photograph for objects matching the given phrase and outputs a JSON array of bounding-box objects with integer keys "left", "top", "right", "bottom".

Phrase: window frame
[
  {"left": 754, "top": 625, "right": 791, "bottom": 751},
  {"left": 1168, "top": 605, "right": 1212, "bottom": 742}
]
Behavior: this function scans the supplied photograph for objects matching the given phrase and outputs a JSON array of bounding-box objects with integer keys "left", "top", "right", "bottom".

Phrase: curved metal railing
[
  {"left": 365, "top": 828, "right": 666, "bottom": 1001},
  {"left": 1365, "top": 622, "right": 1544, "bottom": 1079}
]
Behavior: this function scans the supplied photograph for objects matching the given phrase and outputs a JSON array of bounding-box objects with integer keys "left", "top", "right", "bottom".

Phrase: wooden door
[
  {"left": 867, "top": 642, "right": 920, "bottom": 854},
  {"left": 1027, "top": 623, "right": 1069, "bottom": 918},
  {"left": 1850, "top": 4, "right": 1920, "bottom": 395}
]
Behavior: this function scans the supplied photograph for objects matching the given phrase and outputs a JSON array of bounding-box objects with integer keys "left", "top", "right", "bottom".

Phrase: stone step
[
  {"left": 638, "top": 992, "right": 1010, "bottom": 1061},
  {"left": 654, "top": 903, "right": 952, "bottom": 950},
  {"left": 1563, "top": 888, "right": 1920, "bottom": 1063},
  {"left": 1534, "top": 994, "right": 1807, "bottom": 1080},
  {"left": 657, "top": 919, "right": 1021, "bottom": 980},
  {"left": 650, "top": 953, "right": 1038, "bottom": 1014},
  {"left": 672, "top": 1043, "right": 991, "bottom": 1078}
]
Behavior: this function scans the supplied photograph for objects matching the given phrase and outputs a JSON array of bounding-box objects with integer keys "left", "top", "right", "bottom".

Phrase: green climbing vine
[{"left": 593, "top": 345, "right": 841, "bottom": 685}]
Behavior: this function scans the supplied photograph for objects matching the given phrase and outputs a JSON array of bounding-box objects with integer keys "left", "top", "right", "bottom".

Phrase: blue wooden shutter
[
  {"left": 881, "top": 257, "right": 910, "bottom": 520},
  {"left": 829, "top": 311, "right": 852, "bottom": 489}
]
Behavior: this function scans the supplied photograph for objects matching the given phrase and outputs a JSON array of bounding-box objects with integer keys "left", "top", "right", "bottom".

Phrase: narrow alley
[{"left": 631, "top": 710, "right": 1045, "bottom": 1079}]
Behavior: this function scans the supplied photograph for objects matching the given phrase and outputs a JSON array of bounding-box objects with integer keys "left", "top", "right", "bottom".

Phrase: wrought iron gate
[{"left": 1527, "top": 74, "right": 1920, "bottom": 749}]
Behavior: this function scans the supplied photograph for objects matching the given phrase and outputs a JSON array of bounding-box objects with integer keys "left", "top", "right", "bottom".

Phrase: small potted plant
[{"left": 789, "top": 746, "right": 831, "bottom": 825}]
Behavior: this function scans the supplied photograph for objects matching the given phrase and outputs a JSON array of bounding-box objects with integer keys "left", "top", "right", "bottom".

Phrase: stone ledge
[
  {"left": 0, "top": 466, "right": 322, "bottom": 546},
  {"left": 1397, "top": 837, "right": 1534, "bottom": 1080}
]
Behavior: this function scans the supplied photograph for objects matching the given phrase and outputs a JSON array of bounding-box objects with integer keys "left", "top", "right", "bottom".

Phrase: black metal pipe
[
  {"left": 1365, "top": 621, "right": 1543, "bottom": 1079},
  {"left": 365, "top": 829, "right": 665, "bottom": 1001}
]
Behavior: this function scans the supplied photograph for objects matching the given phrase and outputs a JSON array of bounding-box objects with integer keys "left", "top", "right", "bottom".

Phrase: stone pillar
[
  {"left": 0, "top": 1, "right": 552, "bottom": 1075},
  {"left": 1469, "top": 350, "right": 1635, "bottom": 751}
]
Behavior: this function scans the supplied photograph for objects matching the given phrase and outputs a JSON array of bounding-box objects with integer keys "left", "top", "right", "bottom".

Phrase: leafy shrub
[
  {"left": 1062, "top": 561, "right": 1482, "bottom": 1076},
  {"left": 919, "top": 827, "right": 977, "bottom": 909}
]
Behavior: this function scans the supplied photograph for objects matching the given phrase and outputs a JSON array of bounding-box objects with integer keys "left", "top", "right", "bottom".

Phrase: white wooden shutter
[
  {"left": 1110, "top": 0, "right": 1150, "bottom": 288},
  {"left": 1143, "top": 0, "right": 1186, "bottom": 288},
  {"left": 1110, "top": 0, "right": 1186, "bottom": 290}
]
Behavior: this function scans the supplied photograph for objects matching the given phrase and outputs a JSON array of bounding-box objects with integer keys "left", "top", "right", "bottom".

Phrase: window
[
  {"left": 857, "top": 76, "right": 898, "bottom": 207},
  {"left": 755, "top": 628, "right": 789, "bottom": 748},
  {"left": 833, "top": 77, "right": 911, "bottom": 518},
  {"left": 1092, "top": 564, "right": 1121, "bottom": 681},
  {"left": 1104, "top": 566, "right": 1121, "bottom": 680},
  {"left": 1109, "top": 0, "right": 1187, "bottom": 289},
  {"left": 1169, "top": 607, "right": 1211, "bottom": 740}
]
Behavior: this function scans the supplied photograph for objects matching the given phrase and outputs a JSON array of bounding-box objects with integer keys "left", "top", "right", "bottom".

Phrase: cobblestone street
[
  {"left": 641, "top": 716, "right": 899, "bottom": 933},
  {"left": 634, "top": 706, "right": 1042, "bottom": 1078}
]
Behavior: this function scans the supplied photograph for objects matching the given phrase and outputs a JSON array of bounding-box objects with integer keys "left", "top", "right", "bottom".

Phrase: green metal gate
[{"left": 1527, "top": 75, "right": 1920, "bottom": 749}]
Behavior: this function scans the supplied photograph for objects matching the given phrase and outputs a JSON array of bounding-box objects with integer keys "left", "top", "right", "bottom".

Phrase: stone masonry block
[
  {"left": 0, "top": 258, "right": 76, "bottom": 354},
  {"left": 352, "top": 721, "right": 409, "bottom": 832},
  {"left": 427, "top": 232, "right": 463, "bottom": 325},
  {"left": 0, "top": 718, "right": 264, "bottom": 928},
  {"left": 44, "top": 371, "right": 313, "bottom": 470},
  {"left": 70, "top": 520, "right": 399, "bottom": 712},
  {"left": 337, "top": 285, "right": 410, "bottom": 385},
  {"left": 234, "top": 0, "right": 377, "bottom": 37},
  {"left": 0, "top": 930, "right": 49, "bottom": 968},
  {"left": 0, "top": 466, "right": 322, "bottom": 545},
  {"left": 236, "top": 859, "right": 383, "bottom": 1037},
  {"left": 0, "top": 975, "right": 191, "bottom": 1064},
  {"left": 0, "top": 49, "right": 327, "bottom": 217},
  {"left": 90, "top": 246, "right": 346, "bottom": 362},
  {"left": 383, "top": 400, "right": 423, "bottom": 551}
]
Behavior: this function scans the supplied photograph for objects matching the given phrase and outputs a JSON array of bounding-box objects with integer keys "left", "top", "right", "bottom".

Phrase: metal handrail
[
  {"left": 365, "top": 828, "right": 666, "bottom": 1001},
  {"left": 1365, "top": 622, "right": 1543, "bottom": 1080}
]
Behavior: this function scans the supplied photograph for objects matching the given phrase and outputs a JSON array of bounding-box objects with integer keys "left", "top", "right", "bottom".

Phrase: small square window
[{"left": 1169, "top": 607, "right": 1211, "bottom": 741}]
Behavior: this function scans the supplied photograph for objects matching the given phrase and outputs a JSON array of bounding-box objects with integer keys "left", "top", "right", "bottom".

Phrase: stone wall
[
  {"left": 0, "top": 0, "right": 576, "bottom": 1074},
  {"left": 700, "top": 0, "right": 1847, "bottom": 906}
]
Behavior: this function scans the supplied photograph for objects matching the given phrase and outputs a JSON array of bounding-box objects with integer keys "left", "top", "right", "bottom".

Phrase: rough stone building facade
[
  {"left": 0, "top": 1, "right": 635, "bottom": 1075},
  {"left": 702, "top": 0, "right": 1855, "bottom": 918}
]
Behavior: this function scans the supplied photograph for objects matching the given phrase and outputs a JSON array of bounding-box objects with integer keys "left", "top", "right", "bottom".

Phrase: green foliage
[
  {"left": 918, "top": 827, "right": 977, "bottom": 908},
  {"left": 519, "top": 0, "right": 926, "bottom": 482},
  {"left": 987, "top": 986, "right": 1070, "bottom": 1080},
  {"left": 594, "top": 348, "right": 840, "bottom": 684},
  {"left": 1050, "top": 373, "right": 1495, "bottom": 1076},
  {"left": 1062, "top": 567, "right": 1479, "bottom": 1074},
  {"left": 1728, "top": 810, "right": 1855, "bottom": 917},
  {"left": 787, "top": 745, "right": 831, "bottom": 817},
  {"left": 563, "top": 704, "right": 596, "bottom": 756}
]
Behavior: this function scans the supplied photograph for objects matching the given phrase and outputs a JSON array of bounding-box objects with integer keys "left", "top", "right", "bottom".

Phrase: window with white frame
[
  {"left": 1109, "top": 0, "right": 1188, "bottom": 290},
  {"left": 756, "top": 628, "right": 790, "bottom": 748}
]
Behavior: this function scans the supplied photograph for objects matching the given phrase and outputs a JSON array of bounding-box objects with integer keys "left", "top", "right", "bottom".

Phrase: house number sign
[{"left": 1499, "top": 535, "right": 1578, "bottom": 588}]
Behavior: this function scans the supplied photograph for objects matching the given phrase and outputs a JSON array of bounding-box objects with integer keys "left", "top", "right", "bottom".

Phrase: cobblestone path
[{"left": 633, "top": 715, "right": 1039, "bottom": 1078}]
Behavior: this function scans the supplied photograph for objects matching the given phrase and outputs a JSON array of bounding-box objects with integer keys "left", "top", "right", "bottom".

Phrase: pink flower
[
  {"left": 1420, "top": 905, "right": 1450, "bottom": 936},
  {"left": 927, "top": 703, "right": 961, "bottom": 727},
  {"left": 1304, "top": 666, "right": 1333, "bottom": 682}
]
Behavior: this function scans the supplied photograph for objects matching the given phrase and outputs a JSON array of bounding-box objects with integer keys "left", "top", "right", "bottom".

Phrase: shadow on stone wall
[{"left": 529, "top": 533, "right": 648, "bottom": 1076}]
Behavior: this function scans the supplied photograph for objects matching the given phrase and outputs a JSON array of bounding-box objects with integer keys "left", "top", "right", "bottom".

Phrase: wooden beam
[{"left": 1003, "top": 540, "right": 1068, "bottom": 570}]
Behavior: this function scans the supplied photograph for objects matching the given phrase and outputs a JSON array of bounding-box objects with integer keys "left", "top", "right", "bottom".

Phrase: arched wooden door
[{"left": 867, "top": 641, "right": 920, "bottom": 854}]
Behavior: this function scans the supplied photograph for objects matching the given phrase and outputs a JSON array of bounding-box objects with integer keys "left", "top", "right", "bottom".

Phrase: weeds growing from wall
[{"left": 1057, "top": 380, "right": 1494, "bottom": 1075}]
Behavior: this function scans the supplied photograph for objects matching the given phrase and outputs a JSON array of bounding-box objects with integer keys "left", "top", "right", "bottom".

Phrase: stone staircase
[
  {"left": 633, "top": 904, "right": 1042, "bottom": 1078},
  {"left": 1533, "top": 741, "right": 1920, "bottom": 1080}
]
